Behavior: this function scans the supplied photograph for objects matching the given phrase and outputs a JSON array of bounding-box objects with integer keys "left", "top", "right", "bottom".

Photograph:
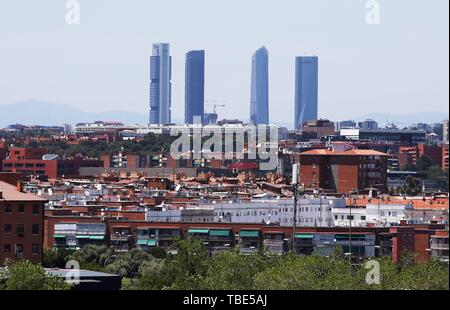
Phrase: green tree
[
  {"left": 3, "top": 259, "right": 71, "bottom": 290},
  {"left": 68, "top": 244, "right": 114, "bottom": 271},
  {"left": 416, "top": 155, "right": 433, "bottom": 172},
  {"left": 202, "top": 250, "right": 278, "bottom": 290},
  {"left": 105, "top": 248, "right": 154, "bottom": 278},
  {"left": 402, "top": 176, "right": 422, "bottom": 196},
  {"left": 162, "top": 237, "right": 210, "bottom": 290},
  {"left": 136, "top": 259, "right": 166, "bottom": 290},
  {"left": 42, "top": 248, "right": 75, "bottom": 268},
  {"left": 253, "top": 254, "right": 358, "bottom": 290}
]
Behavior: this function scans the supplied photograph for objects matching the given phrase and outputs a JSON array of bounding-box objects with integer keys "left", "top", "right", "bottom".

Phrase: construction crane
[{"left": 205, "top": 100, "right": 227, "bottom": 114}]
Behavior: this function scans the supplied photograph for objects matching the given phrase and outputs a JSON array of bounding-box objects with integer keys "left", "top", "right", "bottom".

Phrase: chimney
[{"left": 17, "top": 181, "right": 24, "bottom": 193}]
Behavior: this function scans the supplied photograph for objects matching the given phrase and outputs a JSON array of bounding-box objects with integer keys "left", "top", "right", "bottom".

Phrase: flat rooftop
[{"left": 0, "top": 180, "right": 46, "bottom": 202}]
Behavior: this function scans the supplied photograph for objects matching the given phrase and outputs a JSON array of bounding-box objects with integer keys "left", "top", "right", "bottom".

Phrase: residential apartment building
[
  {"left": 299, "top": 148, "right": 389, "bottom": 194},
  {"left": 0, "top": 180, "right": 45, "bottom": 265}
]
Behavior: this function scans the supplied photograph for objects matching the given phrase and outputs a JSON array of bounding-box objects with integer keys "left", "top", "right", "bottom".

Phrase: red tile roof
[{"left": 301, "top": 149, "right": 389, "bottom": 156}]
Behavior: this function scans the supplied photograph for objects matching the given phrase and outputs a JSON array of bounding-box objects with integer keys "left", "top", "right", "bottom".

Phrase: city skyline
[{"left": 0, "top": 0, "right": 448, "bottom": 124}]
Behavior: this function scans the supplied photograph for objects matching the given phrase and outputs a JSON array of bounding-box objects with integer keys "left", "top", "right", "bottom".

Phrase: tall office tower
[
  {"left": 250, "top": 47, "right": 269, "bottom": 125},
  {"left": 294, "top": 56, "right": 318, "bottom": 130},
  {"left": 149, "top": 43, "right": 172, "bottom": 125},
  {"left": 185, "top": 50, "right": 205, "bottom": 124}
]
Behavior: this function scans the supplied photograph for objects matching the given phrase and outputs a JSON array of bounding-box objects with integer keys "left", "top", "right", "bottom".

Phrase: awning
[
  {"left": 53, "top": 235, "right": 66, "bottom": 238},
  {"left": 239, "top": 230, "right": 260, "bottom": 238},
  {"left": 76, "top": 235, "right": 90, "bottom": 239},
  {"left": 147, "top": 239, "right": 157, "bottom": 246},
  {"left": 335, "top": 234, "right": 366, "bottom": 240},
  {"left": 137, "top": 239, "right": 148, "bottom": 245},
  {"left": 90, "top": 236, "right": 105, "bottom": 240},
  {"left": 188, "top": 229, "right": 209, "bottom": 234},
  {"left": 209, "top": 230, "right": 230, "bottom": 237},
  {"left": 295, "top": 234, "right": 314, "bottom": 239}
]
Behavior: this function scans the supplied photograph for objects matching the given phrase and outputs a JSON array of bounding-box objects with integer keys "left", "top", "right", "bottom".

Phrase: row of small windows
[
  {"left": 215, "top": 207, "right": 332, "bottom": 217},
  {"left": 2, "top": 204, "right": 41, "bottom": 215},
  {"left": 3, "top": 224, "right": 40, "bottom": 236},
  {"left": 3, "top": 244, "right": 40, "bottom": 255},
  {"left": 3, "top": 163, "right": 45, "bottom": 168}
]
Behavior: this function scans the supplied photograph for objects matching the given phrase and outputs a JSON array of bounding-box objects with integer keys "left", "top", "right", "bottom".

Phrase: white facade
[
  {"left": 332, "top": 204, "right": 407, "bottom": 227},
  {"left": 210, "top": 196, "right": 345, "bottom": 227}
]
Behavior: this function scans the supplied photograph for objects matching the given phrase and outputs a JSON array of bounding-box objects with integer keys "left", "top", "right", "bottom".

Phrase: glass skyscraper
[
  {"left": 185, "top": 50, "right": 205, "bottom": 124},
  {"left": 250, "top": 47, "right": 269, "bottom": 125},
  {"left": 294, "top": 56, "right": 318, "bottom": 130},
  {"left": 149, "top": 43, "right": 172, "bottom": 125}
]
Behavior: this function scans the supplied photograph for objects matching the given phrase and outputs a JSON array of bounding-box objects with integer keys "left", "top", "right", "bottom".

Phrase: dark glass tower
[
  {"left": 185, "top": 50, "right": 205, "bottom": 124},
  {"left": 250, "top": 47, "right": 269, "bottom": 125},
  {"left": 294, "top": 56, "right": 318, "bottom": 130}
]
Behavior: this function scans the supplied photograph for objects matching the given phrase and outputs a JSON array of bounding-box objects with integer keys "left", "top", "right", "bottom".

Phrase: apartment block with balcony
[
  {"left": 430, "top": 229, "right": 449, "bottom": 262},
  {"left": 53, "top": 223, "right": 107, "bottom": 250}
]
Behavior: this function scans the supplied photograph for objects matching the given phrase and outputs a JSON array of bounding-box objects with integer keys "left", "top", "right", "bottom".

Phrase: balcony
[
  {"left": 239, "top": 246, "right": 259, "bottom": 254},
  {"left": 430, "top": 244, "right": 449, "bottom": 251}
]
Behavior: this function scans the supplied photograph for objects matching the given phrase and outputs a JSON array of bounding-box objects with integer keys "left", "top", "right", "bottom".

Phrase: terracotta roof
[
  {"left": 0, "top": 181, "right": 46, "bottom": 202},
  {"left": 300, "top": 149, "right": 389, "bottom": 156},
  {"left": 346, "top": 196, "right": 449, "bottom": 210}
]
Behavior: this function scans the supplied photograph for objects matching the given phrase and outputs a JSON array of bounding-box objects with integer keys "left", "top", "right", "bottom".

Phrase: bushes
[
  {"left": 33, "top": 243, "right": 449, "bottom": 290},
  {"left": 1, "top": 259, "right": 71, "bottom": 290}
]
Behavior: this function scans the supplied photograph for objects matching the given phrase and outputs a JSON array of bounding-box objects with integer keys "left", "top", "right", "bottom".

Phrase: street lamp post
[{"left": 290, "top": 164, "right": 305, "bottom": 253}]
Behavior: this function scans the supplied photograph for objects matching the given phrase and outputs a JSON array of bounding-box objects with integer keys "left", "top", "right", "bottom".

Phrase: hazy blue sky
[{"left": 0, "top": 0, "right": 448, "bottom": 124}]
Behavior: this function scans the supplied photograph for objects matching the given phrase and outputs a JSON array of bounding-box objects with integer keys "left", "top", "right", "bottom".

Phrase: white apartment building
[{"left": 210, "top": 196, "right": 346, "bottom": 227}]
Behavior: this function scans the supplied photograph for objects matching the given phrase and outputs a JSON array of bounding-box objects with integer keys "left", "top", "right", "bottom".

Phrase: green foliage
[
  {"left": 2, "top": 259, "right": 71, "bottom": 290},
  {"left": 254, "top": 254, "right": 358, "bottom": 290},
  {"left": 427, "top": 167, "right": 449, "bottom": 192},
  {"left": 17, "top": 133, "right": 177, "bottom": 159},
  {"left": 42, "top": 248, "right": 75, "bottom": 268},
  {"left": 67, "top": 244, "right": 114, "bottom": 271},
  {"left": 31, "top": 240, "right": 449, "bottom": 291},
  {"left": 201, "top": 250, "right": 280, "bottom": 290},
  {"left": 416, "top": 155, "right": 434, "bottom": 173},
  {"left": 403, "top": 176, "right": 422, "bottom": 196},
  {"left": 105, "top": 248, "right": 154, "bottom": 278}
]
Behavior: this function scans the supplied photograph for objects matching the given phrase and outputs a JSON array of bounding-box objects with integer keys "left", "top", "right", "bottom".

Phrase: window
[
  {"left": 17, "top": 224, "right": 24, "bottom": 237},
  {"left": 32, "top": 244, "right": 39, "bottom": 255},
  {"left": 4, "top": 204, "right": 12, "bottom": 213},
  {"left": 361, "top": 216, "right": 367, "bottom": 220},
  {"left": 16, "top": 244, "right": 23, "bottom": 254},
  {"left": 32, "top": 224, "right": 39, "bottom": 235},
  {"left": 17, "top": 204, "right": 25, "bottom": 213},
  {"left": 4, "top": 224, "right": 12, "bottom": 234},
  {"left": 3, "top": 244, "right": 11, "bottom": 253},
  {"left": 346, "top": 215, "right": 354, "bottom": 220},
  {"left": 334, "top": 215, "right": 338, "bottom": 220},
  {"left": 32, "top": 204, "right": 40, "bottom": 215}
]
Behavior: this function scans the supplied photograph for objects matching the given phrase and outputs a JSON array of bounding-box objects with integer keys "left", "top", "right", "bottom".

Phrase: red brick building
[
  {"left": 0, "top": 142, "right": 8, "bottom": 172},
  {"left": 442, "top": 144, "right": 449, "bottom": 172},
  {"left": 398, "top": 146, "right": 418, "bottom": 170},
  {"left": 299, "top": 149, "right": 389, "bottom": 194},
  {"left": 0, "top": 180, "right": 46, "bottom": 265},
  {"left": 2, "top": 147, "right": 103, "bottom": 179}
]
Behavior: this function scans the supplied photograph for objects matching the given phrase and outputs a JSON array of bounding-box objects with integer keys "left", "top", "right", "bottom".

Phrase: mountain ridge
[{"left": 0, "top": 100, "right": 448, "bottom": 128}]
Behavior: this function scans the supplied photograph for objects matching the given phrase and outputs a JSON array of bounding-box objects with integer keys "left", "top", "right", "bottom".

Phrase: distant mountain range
[
  {"left": 0, "top": 100, "right": 448, "bottom": 128},
  {"left": 353, "top": 112, "right": 449, "bottom": 127},
  {"left": 0, "top": 100, "right": 148, "bottom": 128}
]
